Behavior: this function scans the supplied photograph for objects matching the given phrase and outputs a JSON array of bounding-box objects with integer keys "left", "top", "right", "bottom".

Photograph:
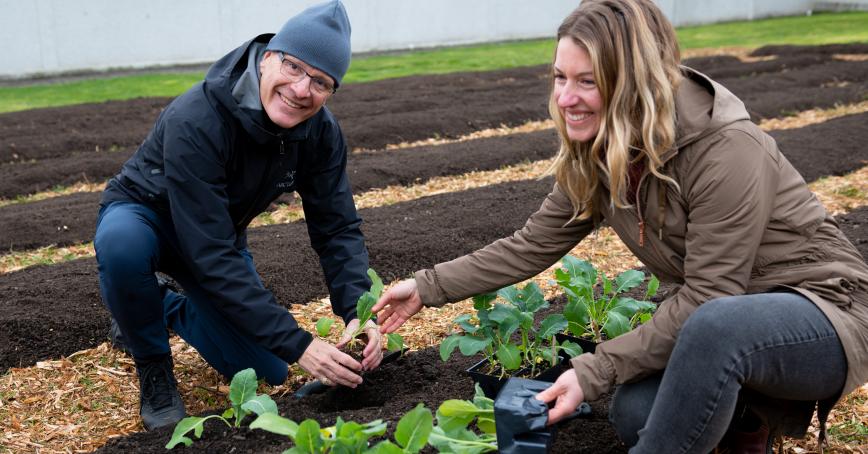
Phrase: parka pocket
[{"left": 799, "top": 277, "right": 855, "bottom": 310}]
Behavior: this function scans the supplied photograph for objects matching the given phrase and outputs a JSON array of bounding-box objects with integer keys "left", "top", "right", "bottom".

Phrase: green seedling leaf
[
  {"left": 440, "top": 334, "right": 462, "bottom": 361},
  {"left": 563, "top": 299, "right": 590, "bottom": 327},
  {"left": 222, "top": 407, "right": 235, "bottom": 419},
  {"left": 250, "top": 412, "right": 299, "bottom": 437},
  {"left": 357, "top": 292, "right": 377, "bottom": 326},
  {"left": 602, "top": 272, "right": 613, "bottom": 296},
  {"left": 560, "top": 341, "right": 584, "bottom": 358},
  {"left": 519, "top": 282, "right": 548, "bottom": 313},
  {"left": 472, "top": 293, "right": 497, "bottom": 311},
  {"left": 229, "top": 368, "right": 258, "bottom": 407},
  {"left": 315, "top": 317, "right": 335, "bottom": 337},
  {"left": 496, "top": 343, "right": 522, "bottom": 370},
  {"left": 455, "top": 314, "right": 479, "bottom": 334},
  {"left": 610, "top": 297, "right": 643, "bottom": 318},
  {"left": 294, "top": 419, "right": 324, "bottom": 453},
  {"left": 458, "top": 335, "right": 492, "bottom": 356},
  {"left": 436, "top": 403, "right": 475, "bottom": 433},
  {"left": 360, "top": 419, "right": 388, "bottom": 436},
  {"left": 603, "top": 311, "right": 631, "bottom": 339},
  {"left": 496, "top": 285, "right": 520, "bottom": 307},
  {"left": 472, "top": 384, "right": 494, "bottom": 410},
  {"left": 395, "top": 403, "right": 433, "bottom": 452},
  {"left": 370, "top": 440, "right": 404, "bottom": 454},
  {"left": 538, "top": 314, "right": 568, "bottom": 339},
  {"left": 645, "top": 275, "right": 660, "bottom": 300},
  {"left": 614, "top": 269, "right": 645, "bottom": 294},
  {"left": 477, "top": 415, "right": 497, "bottom": 435},
  {"left": 386, "top": 333, "right": 404, "bottom": 352},
  {"left": 367, "top": 268, "right": 384, "bottom": 299},
  {"left": 166, "top": 416, "right": 207, "bottom": 449},
  {"left": 439, "top": 399, "right": 487, "bottom": 420},
  {"left": 240, "top": 394, "right": 278, "bottom": 416}
]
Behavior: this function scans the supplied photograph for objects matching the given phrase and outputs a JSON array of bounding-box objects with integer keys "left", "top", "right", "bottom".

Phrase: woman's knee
[{"left": 609, "top": 374, "right": 662, "bottom": 447}]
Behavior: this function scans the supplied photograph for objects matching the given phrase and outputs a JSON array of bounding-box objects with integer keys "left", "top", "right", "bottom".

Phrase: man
[{"left": 94, "top": 0, "right": 382, "bottom": 431}]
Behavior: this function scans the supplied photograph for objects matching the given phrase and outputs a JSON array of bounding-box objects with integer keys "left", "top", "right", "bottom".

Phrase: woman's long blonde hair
[{"left": 546, "top": 0, "right": 682, "bottom": 220}]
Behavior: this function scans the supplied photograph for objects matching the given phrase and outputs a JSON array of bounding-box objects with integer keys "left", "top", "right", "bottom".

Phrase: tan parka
[{"left": 415, "top": 68, "right": 868, "bottom": 406}]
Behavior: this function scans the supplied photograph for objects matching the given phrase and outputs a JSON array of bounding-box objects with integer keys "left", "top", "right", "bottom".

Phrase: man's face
[{"left": 259, "top": 51, "right": 333, "bottom": 129}]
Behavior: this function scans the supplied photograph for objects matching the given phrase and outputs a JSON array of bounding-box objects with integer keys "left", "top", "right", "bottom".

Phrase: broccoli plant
[
  {"left": 316, "top": 268, "right": 404, "bottom": 354},
  {"left": 165, "top": 368, "right": 278, "bottom": 449},
  {"left": 555, "top": 255, "right": 659, "bottom": 343},
  {"left": 440, "top": 282, "right": 582, "bottom": 378}
]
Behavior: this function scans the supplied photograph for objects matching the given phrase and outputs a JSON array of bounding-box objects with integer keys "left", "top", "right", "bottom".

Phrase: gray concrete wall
[{"left": 0, "top": 0, "right": 858, "bottom": 79}]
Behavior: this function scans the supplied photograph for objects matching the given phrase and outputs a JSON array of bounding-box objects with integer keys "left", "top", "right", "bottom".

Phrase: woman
[{"left": 372, "top": 0, "right": 868, "bottom": 452}]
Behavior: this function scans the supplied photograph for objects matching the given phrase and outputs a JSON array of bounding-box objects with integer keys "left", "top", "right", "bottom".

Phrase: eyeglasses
[{"left": 276, "top": 52, "right": 336, "bottom": 96}]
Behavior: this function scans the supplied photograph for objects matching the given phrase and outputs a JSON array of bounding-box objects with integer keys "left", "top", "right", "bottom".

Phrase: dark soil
[
  {"left": 0, "top": 129, "right": 558, "bottom": 251},
  {"left": 3, "top": 110, "right": 867, "bottom": 252},
  {"left": 0, "top": 45, "right": 865, "bottom": 198}
]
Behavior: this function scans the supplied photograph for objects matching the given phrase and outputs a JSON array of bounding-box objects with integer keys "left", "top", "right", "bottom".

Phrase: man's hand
[
  {"left": 337, "top": 319, "right": 383, "bottom": 371},
  {"left": 297, "top": 338, "right": 363, "bottom": 388},
  {"left": 371, "top": 279, "right": 423, "bottom": 334},
  {"left": 536, "top": 369, "right": 585, "bottom": 425}
]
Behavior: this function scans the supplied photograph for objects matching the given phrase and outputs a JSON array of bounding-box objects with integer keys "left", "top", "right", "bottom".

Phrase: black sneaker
[{"left": 136, "top": 355, "right": 186, "bottom": 431}]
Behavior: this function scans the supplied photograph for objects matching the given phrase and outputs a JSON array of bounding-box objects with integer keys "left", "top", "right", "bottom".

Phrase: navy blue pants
[
  {"left": 607, "top": 292, "right": 847, "bottom": 453},
  {"left": 94, "top": 201, "right": 288, "bottom": 385}
]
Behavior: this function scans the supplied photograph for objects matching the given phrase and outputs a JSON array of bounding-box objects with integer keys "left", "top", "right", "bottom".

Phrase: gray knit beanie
[{"left": 266, "top": 0, "right": 352, "bottom": 89}]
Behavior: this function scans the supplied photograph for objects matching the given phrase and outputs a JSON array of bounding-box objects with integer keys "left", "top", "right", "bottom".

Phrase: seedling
[
  {"left": 316, "top": 268, "right": 404, "bottom": 356},
  {"left": 428, "top": 384, "right": 498, "bottom": 453},
  {"left": 555, "top": 256, "right": 658, "bottom": 343},
  {"left": 250, "top": 403, "right": 431, "bottom": 453},
  {"left": 440, "top": 282, "right": 582, "bottom": 378},
  {"left": 165, "top": 368, "right": 278, "bottom": 449}
]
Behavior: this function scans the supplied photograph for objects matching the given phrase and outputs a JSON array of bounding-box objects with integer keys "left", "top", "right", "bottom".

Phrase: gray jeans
[{"left": 608, "top": 292, "right": 847, "bottom": 453}]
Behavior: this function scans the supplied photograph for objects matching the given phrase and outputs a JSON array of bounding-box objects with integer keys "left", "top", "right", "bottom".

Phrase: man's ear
[{"left": 260, "top": 51, "right": 274, "bottom": 72}]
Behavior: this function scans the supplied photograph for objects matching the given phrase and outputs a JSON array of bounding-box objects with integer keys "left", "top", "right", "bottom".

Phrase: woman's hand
[
  {"left": 536, "top": 369, "right": 585, "bottom": 425},
  {"left": 337, "top": 318, "right": 383, "bottom": 371},
  {"left": 371, "top": 279, "right": 423, "bottom": 333}
]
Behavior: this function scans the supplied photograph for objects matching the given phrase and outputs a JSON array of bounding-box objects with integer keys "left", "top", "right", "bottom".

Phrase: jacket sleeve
[
  {"left": 162, "top": 112, "right": 313, "bottom": 364},
  {"left": 297, "top": 121, "right": 370, "bottom": 324},
  {"left": 571, "top": 128, "right": 781, "bottom": 400},
  {"left": 416, "top": 182, "right": 594, "bottom": 306}
]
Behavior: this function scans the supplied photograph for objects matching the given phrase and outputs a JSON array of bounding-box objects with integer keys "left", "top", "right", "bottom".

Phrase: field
[{"left": 1, "top": 22, "right": 867, "bottom": 454}]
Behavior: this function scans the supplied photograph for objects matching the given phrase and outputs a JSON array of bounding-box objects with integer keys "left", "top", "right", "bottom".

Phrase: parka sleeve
[
  {"left": 415, "top": 182, "right": 595, "bottom": 306},
  {"left": 162, "top": 112, "right": 313, "bottom": 364},
  {"left": 297, "top": 120, "right": 370, "bottom": 325},
  {"left": 571, "top": 128, "right": 782, "bottom": 400}
]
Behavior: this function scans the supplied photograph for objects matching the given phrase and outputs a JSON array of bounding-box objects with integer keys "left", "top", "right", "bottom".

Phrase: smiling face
[
  {"left": 552, "top": 38, "right": 603, "bottom": 144},
  {"left": 259, "top": 51, "right": 332, "bottom": 129}
]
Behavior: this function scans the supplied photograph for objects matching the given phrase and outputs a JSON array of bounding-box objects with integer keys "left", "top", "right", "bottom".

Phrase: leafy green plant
[
  {"left": 428, "top": 384, "right": 498, "bottom": 453},
  {"left": 166, "top": 368, "right": 278, "bottom": 449},
  {"left": 250, "top": 403, "right": 431, "bottom": 453},
  {"left": 555, "top": 256, "right": 659, "bottom": 343},
  {"left": 315, "top": 268, "right": 404, "bottom": 353},
  {"left": 440, "top": 282, "right": 582, "bottom": 377}
]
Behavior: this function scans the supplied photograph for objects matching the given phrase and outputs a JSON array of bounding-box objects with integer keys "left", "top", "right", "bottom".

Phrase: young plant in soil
[
  {"left": 427, "top": 384, "right": 498, "bottom": 453},
  {"left": 316, "top": 268, "right": 405, "bottom": 359},
  {"left": 555, "top": 255, "right": 659, "bottom": 343},
  {"left": 165, "top": 368, "right": 278, "bottom": 449},
  {"left": 249, "top": 403, "right": 431, "bottom": 453},
  {"left": 440, "top": 282, "right": 582, "bottom": 378}
]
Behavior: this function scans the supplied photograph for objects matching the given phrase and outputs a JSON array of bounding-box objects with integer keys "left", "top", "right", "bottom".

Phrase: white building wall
[{"left": 0, "top": 0, "right": 853, "bottom": 79}]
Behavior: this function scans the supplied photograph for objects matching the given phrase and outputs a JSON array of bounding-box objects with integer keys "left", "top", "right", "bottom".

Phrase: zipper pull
[
  {"left": 280, "top": 139, "right": 285, "bottom": 155},
  {"left": 638, "top": 220, "right": 645, "bottom": 247}
]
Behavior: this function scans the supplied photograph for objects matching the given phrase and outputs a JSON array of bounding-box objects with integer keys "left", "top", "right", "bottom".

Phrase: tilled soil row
[
  {"left": 5, "top": 44, "right": 867, "bottom": 165},
  {"left": 0, "top": 129, "right": 559, "bottom": 251},
  {"left": 1, "top": 47, "right": 866, "bottom": 198},
  {"left": 2, "top": 168, "right": 867, "bottom": 375},
  {"left": 2, "top": 111, "right": 866, "bottom": 252}
]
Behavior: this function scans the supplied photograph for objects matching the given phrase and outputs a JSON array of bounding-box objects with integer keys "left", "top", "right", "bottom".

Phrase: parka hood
[{"left": 672, "top": 66, "right": 752, "bottom": 152}]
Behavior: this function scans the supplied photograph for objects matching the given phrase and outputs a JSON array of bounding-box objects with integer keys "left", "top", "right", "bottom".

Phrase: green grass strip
[{"left": 0, "top": 11, "right": 865, "bottom": 113}]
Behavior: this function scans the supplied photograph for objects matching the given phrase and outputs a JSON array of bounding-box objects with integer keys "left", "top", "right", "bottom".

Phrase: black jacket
[{"left": 101, "top": 34, "right": 370, "bottom": 363}]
